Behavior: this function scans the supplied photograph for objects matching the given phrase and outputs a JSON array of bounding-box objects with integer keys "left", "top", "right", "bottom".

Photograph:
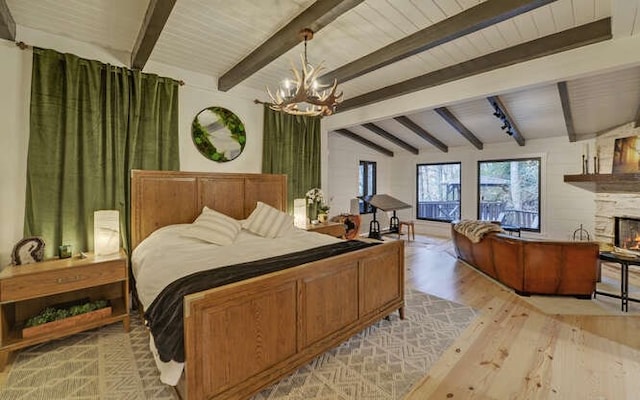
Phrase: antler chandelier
[{"left": 257, "top": 28, "right": 342, "bottom": 117}]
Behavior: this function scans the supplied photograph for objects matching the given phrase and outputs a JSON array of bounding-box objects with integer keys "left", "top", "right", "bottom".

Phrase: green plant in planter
[{"left": 25, "top": 299, "right": 109, "bottom": 328}]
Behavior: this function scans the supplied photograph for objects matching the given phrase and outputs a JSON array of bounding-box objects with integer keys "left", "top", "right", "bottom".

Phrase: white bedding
[{"left": 131, "top": 224, "right": 342, "bottom": 385}]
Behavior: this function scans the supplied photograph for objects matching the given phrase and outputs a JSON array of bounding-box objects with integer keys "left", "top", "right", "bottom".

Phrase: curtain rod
[{"left": 15, "top": 41, "right": 185, "bottom": 86}]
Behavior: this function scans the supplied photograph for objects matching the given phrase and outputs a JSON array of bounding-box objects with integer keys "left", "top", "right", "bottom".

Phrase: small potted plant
[{"left": 317, "top": 203, "right": 330, "bottom": 223}]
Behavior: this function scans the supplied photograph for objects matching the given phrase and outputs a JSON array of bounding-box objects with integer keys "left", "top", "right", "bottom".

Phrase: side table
[
  {"left": 304, "top": 221, "right": 346, "bottom": 238},
  {"left": 0, "top": 250, "right": 129, "bottom": 370},
  {"left": 595, "top": 252, "right": 640, "bottom": 312}
]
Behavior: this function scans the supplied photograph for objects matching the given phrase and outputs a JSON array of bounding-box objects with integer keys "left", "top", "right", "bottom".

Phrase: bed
[{"left": 130, "top": 170, "right": 405, "bottom": 400}]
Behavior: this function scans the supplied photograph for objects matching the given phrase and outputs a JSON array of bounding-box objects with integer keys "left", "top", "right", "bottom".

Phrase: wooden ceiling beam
[
  {"left": 321, "top": 0, "right": 556, "bottom": 84},
  {"left": 361, "top": 123, "right": 419, "bottom": 154},
  {"left": 333, "top": 129, "right": 394, "bottom": 157},
  {"left": 0, "top": 0, "right": 16, "bottom": 41},
  {"left": 487, "top": 96, "right": 525, "bottom": 146},
  {"left": 218, "top": 0, "right": 364, "bottom": 92},
  {"left": 557, "top": 81, "right": 577, "bottom": 142},
  {"left": 435, "top": 107, "right": 483, "bottom": 150},
  {"left": 131, "top": 0, "right": 177, "bottom": 70},
  {"left": 393, "top": 116, "right": 448, "bottom": 153},
  {"left": 339, "top": 18, "right": 611, "bottom": 112}
]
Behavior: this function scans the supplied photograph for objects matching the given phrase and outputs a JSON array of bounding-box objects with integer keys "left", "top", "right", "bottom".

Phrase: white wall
[
  {"left": 326, "top": 133, "right": 396, "bottom": 232},
  {"left": 328, "top": 133, "right": 597, "bottom": 240},
  {"left": 0, "top": 28, "right": 264, "bottom": 266},
  {"left": 0, "top": 41, "right": 31, "bottom": 267}
]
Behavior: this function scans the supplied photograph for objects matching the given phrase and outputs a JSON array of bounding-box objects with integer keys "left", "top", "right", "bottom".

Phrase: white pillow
[
  {"left": 181, "top": 206, "right": 241, "bottom": 245},
  {"left": 243, "top": 201, "right": 294, "bottom": 238}
]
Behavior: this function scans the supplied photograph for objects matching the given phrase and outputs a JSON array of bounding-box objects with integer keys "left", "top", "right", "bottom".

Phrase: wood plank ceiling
[{"left": 4, "top": 0, "right": 640, "bottom": 155}]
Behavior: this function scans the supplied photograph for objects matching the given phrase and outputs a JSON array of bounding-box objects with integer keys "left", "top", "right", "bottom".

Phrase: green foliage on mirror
[{"left": 192, "top": 107, "right": 246, "bottom": 162}]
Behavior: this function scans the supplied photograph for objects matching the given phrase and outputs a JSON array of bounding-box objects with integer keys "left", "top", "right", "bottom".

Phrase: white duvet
[{"left": 131, "top": 224, "right": 342, "bottom": 385}]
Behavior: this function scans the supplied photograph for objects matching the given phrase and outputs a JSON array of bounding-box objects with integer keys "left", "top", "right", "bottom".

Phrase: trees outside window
[
  {"left": 416, "top": 163, "right": 461, "bottom": 222},
  {"left": 358, "top": 161, "right": 376, "bottom": 214},
  {"left": 477, "top": 158, "right": 541, "bottom": 231}
]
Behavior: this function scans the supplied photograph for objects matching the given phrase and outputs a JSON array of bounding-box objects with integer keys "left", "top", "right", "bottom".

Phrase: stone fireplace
[
  {"left": 593, "top": 123, "right": 640, "bottom": 246},
  {"left": 615, "top": 216, "right": 640, "bottom": 252}
]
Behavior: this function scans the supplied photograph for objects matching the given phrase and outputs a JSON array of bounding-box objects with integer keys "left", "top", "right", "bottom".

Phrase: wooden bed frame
[{"left": 130, "top": 170, "right": 405, "bottom": 400}]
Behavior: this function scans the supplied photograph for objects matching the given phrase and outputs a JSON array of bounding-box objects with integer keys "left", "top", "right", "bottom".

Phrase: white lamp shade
[
  {"left": 94, "top": 210, "right": 120, "bottom": 255},
  {"left": 293, "top": 198, "right": 307, "bottom": 228}
]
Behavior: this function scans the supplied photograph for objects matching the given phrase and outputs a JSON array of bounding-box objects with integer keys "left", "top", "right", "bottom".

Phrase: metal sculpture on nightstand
[{"left": 363, "top": 194, "right": 412, "bottom": 240}]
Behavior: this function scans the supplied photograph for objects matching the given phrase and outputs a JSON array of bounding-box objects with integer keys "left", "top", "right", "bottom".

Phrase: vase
[{"left": 307, "top": 201, "right": 318, "bottom": 222}]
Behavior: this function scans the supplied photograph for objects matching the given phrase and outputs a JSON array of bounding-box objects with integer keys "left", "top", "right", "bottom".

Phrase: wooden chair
[{"left": 397, "top": 220, "right": 415, "bottom": 241}]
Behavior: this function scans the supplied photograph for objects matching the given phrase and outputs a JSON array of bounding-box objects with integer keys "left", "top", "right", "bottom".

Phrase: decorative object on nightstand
[
  {"left": 304, "top": 221, "right": 346, "bottom": 238},
  {"left": 305, "top": 187, "right": 326, "bottom": 223},
  {"left": 58, "top": 244, "right": 72, "bottom": 259},
  {"left": 0, "top": 249, "right": 129, "bottom": 371},
  {"left": 293, "top": 198, "right": 307, "bottom": 227},
  {"left": 11, "top": 236, "right": 45, "bottom": 265},
  {"left": 94, "top": 210, "right": 120, "bottom": 256},
  {"left": 317, "top": 202, "right": 330, "bottom": 223}
]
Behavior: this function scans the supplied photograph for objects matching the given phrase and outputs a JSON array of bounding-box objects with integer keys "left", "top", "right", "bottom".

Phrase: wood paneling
[
  {"left": 190, "top": 283, "right": 297, "bottom": 396},
  {"left": 333, "top": 128, "right": 394, "bottom": 157},
  {"left": 130, "top": 170, "right": 287, "bottom": 248},
  {"left": 394, "top": 116, "right": 448, "bottom": 152},
  {"left": 217, "top": 0, "right": 364, "bottom": 91},
  {"left": 245, "top": 175, "right": 287, "bottom": 215},
  {"left": 320, "top": 0, "right": 556, "bottom": 84},
  {"left": 558, "top": 81, "right": 576, "bottom": 141},
  {"left": 435, "top": 107, "right": 484, "bottom": 149},
  {"left": 300, "top": 260, "right": 358, "bottom": 347},
  {"left": 131, "top": 0, "right": 177, "bottom": 69},
  {"left": 360, "top": 247, "right": 403, "bottom": 316},
  {"left": 339, "top": 18, "right": 612, "bottom": 112},
  {"left": 0, "top": 0, "right": 15, "bottom": 40},
  {"left": 362, "top": 122, "right": 419, "bottom": 154},
  {"left": 198, "top": 177, "right": 245, "bottom": 220}
]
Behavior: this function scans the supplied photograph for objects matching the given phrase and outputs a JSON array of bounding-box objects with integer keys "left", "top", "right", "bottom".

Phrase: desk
[
  {"left": 363, "top": 194, "right": 411, "bottom": 240},
  {"left": 596, "top": 252, "right": 640, "bottom": 312}
]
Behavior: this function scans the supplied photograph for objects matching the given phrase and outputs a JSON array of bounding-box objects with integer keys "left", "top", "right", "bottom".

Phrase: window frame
[
  {"left": 415, "top": 161, "right": 462, "bottom": 223},
  {"left": 476, "top": 157, "right": 541, "bottom": 233},
  {"left": 358, "top": 160, "right": 377, "bottom": 214}
]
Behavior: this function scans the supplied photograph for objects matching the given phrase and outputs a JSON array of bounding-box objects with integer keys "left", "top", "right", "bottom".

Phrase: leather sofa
[{"left": 451, "top": 223, "right": 599, "bottom": 297}]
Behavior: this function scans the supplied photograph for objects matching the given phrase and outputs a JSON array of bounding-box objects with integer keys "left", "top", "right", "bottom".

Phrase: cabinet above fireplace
[{"left": 563, "top": 173, "right": 640, "bottom": 193}]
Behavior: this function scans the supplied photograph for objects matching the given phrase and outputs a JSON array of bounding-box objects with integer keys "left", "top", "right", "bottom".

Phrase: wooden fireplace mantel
[{"left": 563, "top": 173, "right": 640, "bottom": 193}]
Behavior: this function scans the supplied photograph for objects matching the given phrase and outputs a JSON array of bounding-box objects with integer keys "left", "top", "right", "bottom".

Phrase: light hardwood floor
[{"left": 405, "top": 235, "right": 640, "bottom": 400}]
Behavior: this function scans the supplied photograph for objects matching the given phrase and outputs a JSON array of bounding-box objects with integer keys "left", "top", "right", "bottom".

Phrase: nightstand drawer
[{"left": 0, "top": 261, "right": 126, "bottom": 302}]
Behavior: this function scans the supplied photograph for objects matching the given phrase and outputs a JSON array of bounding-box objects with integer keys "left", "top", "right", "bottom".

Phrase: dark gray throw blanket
[{"left": 144, "top": 240, "right": 379, "bottom": 363}]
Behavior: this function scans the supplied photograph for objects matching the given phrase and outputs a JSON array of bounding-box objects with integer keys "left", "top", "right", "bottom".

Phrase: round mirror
[{"left": 191, "top": 107, "right": 246, "bottom": 162}]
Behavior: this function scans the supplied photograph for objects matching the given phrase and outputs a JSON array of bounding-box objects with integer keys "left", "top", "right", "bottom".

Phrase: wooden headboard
[{"left": 130, "top": 170, "right": 287, "bottom": 250}]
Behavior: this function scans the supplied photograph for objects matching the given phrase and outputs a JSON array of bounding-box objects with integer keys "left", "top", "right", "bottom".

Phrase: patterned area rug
[
  {"left": 0, "top": 290, "right": 476, "bottom": 400},
  {"left": 253, "top": 289, "right": 477, "bottom": 400}
]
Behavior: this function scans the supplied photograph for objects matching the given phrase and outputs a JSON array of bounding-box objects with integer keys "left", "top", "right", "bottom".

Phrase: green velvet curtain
[
  {"left": 24, "top": 48, "right": 179, "bottom": 257},
  {"left": 262, "top": 106, "right": 321, "bottom": 213}
]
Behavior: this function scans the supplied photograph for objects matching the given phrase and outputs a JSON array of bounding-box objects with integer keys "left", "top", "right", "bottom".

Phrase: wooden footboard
[{"left": 181, "top": 239, "right": 404, "bottom": 400}]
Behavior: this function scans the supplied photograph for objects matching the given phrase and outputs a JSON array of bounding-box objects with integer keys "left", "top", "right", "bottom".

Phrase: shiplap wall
[{"left": 327, "top": 134, "right": 597, "bottom": 240}]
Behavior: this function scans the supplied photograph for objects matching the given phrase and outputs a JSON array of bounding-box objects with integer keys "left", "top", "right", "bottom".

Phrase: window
[
  {"left": 477, "top": 158, "right": 541, "bottom": 232},
  {"left": 358, "top": 161, "right": 376, "bottom": 214},
  {"left": 416, "top": 162, "right": 461, "bottom": 222}
]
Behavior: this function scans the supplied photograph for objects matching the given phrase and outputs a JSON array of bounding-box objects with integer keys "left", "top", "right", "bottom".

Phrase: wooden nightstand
[
  {"left": 304, "top": 221, "right": 346, "bottom": 238},
  {"left": 0, "top": 250, "right": 129, "bottom": 371}
]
